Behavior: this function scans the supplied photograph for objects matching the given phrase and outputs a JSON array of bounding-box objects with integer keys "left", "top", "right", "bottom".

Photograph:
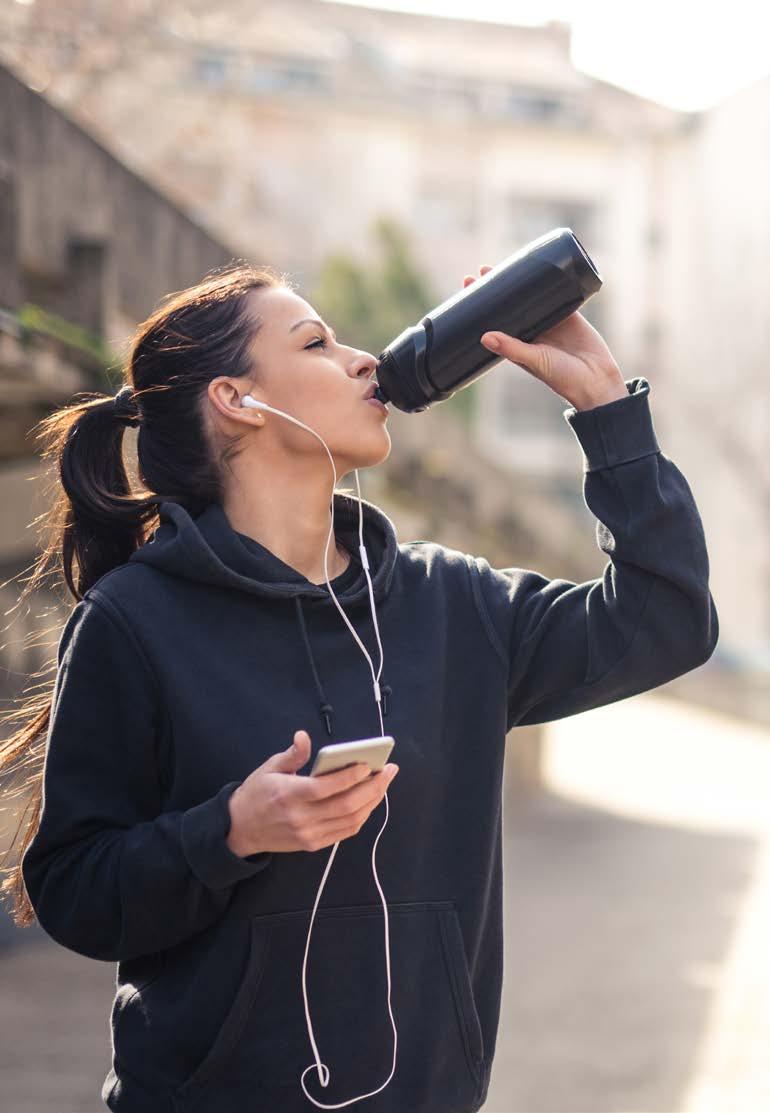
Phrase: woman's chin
[
  {"left": 338, "top": 430, "right": 392, "bottom": 476},
  {"left": 367, "top": 428, "right": 392, "bottom": 468},
  {"left": 373, "top": 427, "right": 392, "bottom": 460}
]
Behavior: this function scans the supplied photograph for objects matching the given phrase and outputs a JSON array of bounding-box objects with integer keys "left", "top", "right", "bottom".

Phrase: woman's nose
[{"left": 352, "top": 354, "right": 379, "bottom": 379}]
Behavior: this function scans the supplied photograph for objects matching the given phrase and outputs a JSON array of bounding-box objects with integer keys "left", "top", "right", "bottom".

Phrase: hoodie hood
[
  {"left": 129, "top": 492, "right": 400, "bottom": 736},
  {"left": 130, "top": 493, "right": 398, "bottom": 609}
]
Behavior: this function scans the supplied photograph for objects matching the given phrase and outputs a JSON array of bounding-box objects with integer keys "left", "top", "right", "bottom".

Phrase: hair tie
[{"left": 113, "top": 384, "right": 140, "bottom": 426}]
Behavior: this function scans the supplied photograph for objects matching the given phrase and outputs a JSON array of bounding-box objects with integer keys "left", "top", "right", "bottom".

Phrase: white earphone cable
[{"left": 240, "top": 395, "right": 397, "bottom": 1107}]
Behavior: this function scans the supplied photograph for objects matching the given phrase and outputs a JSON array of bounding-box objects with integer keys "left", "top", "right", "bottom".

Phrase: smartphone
[{"left": 309, "top": 735, "right": 395, "bottom": 778}]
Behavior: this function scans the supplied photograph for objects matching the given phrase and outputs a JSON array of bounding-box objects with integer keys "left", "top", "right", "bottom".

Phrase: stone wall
[{"left": 0, "top": 62, "right": 237, "bottom": 343}]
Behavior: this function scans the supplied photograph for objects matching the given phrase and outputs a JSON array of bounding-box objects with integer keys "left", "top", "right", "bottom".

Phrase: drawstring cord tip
[{"left": 320, "top": 702, "right": 334, "bottom": 736}]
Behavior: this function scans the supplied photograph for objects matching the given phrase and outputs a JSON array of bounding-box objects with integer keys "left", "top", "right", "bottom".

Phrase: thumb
[
  {"left": 481, "top": 332, "right": 551, "bottom": 380},
  {"left": 261, "top": 729, "right": 312, "bottom": 774}
]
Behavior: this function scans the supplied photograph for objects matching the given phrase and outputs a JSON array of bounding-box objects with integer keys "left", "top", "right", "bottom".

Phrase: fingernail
[{"left": 482, "top": 334, "right": 500, "bottom": 350}]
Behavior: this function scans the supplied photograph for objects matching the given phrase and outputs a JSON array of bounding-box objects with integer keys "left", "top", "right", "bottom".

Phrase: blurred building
[
  {"left": 653, "top": 80, "right": 770, "bottom": 670},
  {"left": 0, "top": 0, "right": 764, "bottom": 680},
  {"left": 0, "top": 0, "right": 680, "bottom": 470},
  {"left": 0, "top": 61, "right": 235, "bottom": 697}
]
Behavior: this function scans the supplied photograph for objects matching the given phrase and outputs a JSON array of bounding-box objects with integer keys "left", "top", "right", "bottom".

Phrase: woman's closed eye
[{"left": 305, "top": 337, "right": 328, "bottom": 350}]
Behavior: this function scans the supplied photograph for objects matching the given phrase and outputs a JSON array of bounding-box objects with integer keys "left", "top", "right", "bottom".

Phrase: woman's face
[{"left": 225, "top": 286, "right": 391, "bottom": 478}]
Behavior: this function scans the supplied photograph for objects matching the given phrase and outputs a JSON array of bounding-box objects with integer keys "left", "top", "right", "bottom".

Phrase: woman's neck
[{"left": 221, "top": 492, "right": 351, "bottom": 585}]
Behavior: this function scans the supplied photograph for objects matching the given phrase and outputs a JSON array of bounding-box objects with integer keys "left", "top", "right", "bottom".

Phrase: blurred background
[{"left": 0, "top": 1, "right": 768, "bottom": 1110}]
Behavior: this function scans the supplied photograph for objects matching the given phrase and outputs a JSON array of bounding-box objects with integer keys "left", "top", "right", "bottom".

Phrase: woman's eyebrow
[{"left": 289, "top": 318, "right": 337, "bottom": 340}]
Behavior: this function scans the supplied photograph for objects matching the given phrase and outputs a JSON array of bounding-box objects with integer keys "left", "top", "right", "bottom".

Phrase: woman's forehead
[{"left": 248, "top": 286, "right": 317, "bottom": 337}]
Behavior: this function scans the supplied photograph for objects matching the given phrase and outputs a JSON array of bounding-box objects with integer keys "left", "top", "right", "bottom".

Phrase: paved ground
[
  {"left": 0, "top": 928, "right": 114, "bottom": 1112},
  {"left": 1, "top": 688, "right": 768, "bottom": 1112},
  {"left": 481, "top": 690, "right": 770, "bottom": 1113}
]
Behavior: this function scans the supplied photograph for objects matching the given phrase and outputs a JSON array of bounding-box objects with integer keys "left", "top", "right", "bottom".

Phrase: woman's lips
[{"left": 367, "top": 397, "right": 389, "bottom": 415}]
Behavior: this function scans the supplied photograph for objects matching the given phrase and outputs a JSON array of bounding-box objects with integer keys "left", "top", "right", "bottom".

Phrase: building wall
[
  {"left": 0, "top": 64, "right": 237, "bottom": 349},
  {"left": 0, "top": 2, "right": 679, "bottom": 357},
  {"left": 0, "top": 0, "right": 758, "bottom": 665},
  {"left": 656, "top": 83, "right": 770, "bottom": 659},
  {"left": 0, "top": 59, "right": 242, "bottom": 689}
]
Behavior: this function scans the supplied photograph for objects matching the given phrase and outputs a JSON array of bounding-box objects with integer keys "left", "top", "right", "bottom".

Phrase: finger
[
  {"left": 307, "top": 765, "right": 398, "bottom": 822},
  {"left": 465, "top": 265, "right": 492, "bottom": 287},
  {"left": 304, "top": 770, "right": 393, "bottom": 832},
  {"left": 311, "top": 796, "right": 387, "bottom": 846},
  {"left": 480, "top": 332, "right": 552, "bottom": 379},
  {"left": 299, "top": 761, "right": 372, "bottom": 801},
  {"left": 313, "top": 764, "right": 396, "bottom": 820}
]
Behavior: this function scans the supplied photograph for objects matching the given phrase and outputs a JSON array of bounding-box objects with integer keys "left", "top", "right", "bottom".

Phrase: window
[
  {"left": 244, "top": 60, "right": 330, "bottom": 96},
  {"left": 504, "top": 199, "right": 566, "bottom": 247},
  {"left": 414, "top": 183, "right": 476, "bottom": 237},
  {"left": 409, "top": 71, "right": 480, "bottom": 116},
  {"left": 497, "top": 371, "right": 557, "bottom": 434},
  {"left": 504, "top": 198, "right": 597, "bottom": 253},
  {"left": 499, "top": 88, "right": 586, "bottom": 126},
  {"left": 195, "top": 53, "right": 228, "bottom": 87}
]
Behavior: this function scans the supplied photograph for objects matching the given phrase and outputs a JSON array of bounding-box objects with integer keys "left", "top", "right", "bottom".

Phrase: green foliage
[
  {"left": 309, "top": 215, "right": 433, "bottom": 356},
  {"left": 18, "top": 302, "right": 116, "bottom": 370},
  {"left": 308, "top": 214, "right": 478, "bottom": 425}
]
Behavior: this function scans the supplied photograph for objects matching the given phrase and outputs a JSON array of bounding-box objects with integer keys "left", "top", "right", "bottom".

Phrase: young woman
[{"left": 1, "top": 262, "right": 718, "bottom": 1113}]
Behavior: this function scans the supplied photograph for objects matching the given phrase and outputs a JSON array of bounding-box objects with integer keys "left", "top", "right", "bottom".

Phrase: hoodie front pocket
[
  {"left": 171, "top": 918, "right": 274, "bottom": 1103},
  {"left": 173, "top": 899, "right": 485, "bottom": 1113},
  {"left": 438, "top": 905, "right": 485, "bottom": 1076}
]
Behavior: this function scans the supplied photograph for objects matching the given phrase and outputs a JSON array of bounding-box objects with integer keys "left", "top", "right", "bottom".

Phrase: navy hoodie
[{"left": 22, "top": 376, "right": 718, "bottom": 1113}]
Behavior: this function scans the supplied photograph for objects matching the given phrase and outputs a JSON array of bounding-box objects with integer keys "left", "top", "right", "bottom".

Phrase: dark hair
[{"left": 0, "top": 260, "right": 289, "bottom": 927}]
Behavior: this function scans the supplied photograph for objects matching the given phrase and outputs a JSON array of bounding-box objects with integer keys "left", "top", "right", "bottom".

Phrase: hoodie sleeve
[
  {"left": 469, "top": 376, "right": 719, "bottom": 731},
  {"left": 21, "top": 594, "right": 273, "bottom": 963}
]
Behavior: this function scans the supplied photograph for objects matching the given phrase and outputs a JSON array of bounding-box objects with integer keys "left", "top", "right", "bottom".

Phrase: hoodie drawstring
[{"left": 294, "top": 597, "right": 391, "bottom": 737}]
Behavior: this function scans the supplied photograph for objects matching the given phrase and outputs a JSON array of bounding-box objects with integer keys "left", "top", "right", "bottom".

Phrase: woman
[{"left": 1, "top": 262, "right": 718, "bottom": 1113}]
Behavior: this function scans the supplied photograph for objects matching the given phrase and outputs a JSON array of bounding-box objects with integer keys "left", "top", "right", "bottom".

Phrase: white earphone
[{"left": 240, "top": 393, "right": 398, "bottom": 1108}]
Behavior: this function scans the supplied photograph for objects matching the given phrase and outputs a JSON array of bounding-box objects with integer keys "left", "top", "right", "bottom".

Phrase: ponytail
[
  {"left": 57, "top": 386, "right": 161, "bottom": 599},
  {"left": 0, "top": 261, "right": 286, "bottom": 926}
]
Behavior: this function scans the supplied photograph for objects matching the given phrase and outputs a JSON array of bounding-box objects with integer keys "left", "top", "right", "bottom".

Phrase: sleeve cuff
[
  {"left": 181, "top": 781, "right": 273, "bottom": 891},
  {"left": 562, "top": 376, "right": 661, "bottom": 473}
]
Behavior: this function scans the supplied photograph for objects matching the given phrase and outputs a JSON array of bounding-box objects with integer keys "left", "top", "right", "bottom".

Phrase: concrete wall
[{"left": 0, "top": 63, "right": 237, "bottom": 349}]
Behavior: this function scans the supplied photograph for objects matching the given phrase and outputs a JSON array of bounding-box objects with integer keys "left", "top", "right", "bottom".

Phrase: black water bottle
[{"left": 372, "top": 227, "right": 602, "bottom": 412}]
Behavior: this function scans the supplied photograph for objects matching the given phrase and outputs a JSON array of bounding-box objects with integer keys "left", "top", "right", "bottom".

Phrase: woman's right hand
[{"left": 226, "top": 730, "right": 399, "bottom": 857}]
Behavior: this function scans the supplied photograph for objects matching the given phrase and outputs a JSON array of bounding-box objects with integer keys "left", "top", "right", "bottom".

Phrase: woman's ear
[{"left": 207, "top": 378, "right": 262, "bottom": 423}]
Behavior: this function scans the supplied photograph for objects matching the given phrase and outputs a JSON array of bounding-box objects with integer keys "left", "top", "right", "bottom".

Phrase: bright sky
[{"left": 325, "top": 0, "right": 770, "bottom": 112}]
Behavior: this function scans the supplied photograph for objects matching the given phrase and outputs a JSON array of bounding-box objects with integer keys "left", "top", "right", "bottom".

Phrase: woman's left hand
[{"left": 464, "top": 264, "right": 629, "bottom": 412}]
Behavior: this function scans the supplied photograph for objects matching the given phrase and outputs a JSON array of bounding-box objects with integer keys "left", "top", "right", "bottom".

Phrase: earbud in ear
[{"left": 241, "top": 395, "right": 263, "bottom": 410}]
